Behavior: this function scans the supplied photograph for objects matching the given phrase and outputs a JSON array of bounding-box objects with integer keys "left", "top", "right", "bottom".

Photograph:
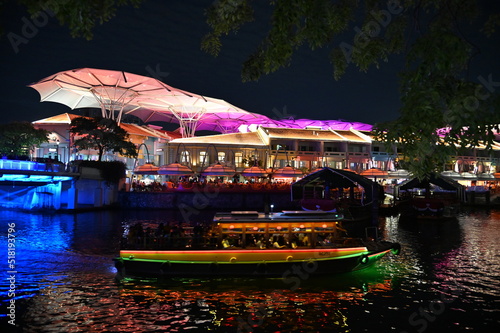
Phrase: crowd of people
[
  {"left": 129, "top": 176, "right": 293, "bottom": 192},
  {"left": 123, "top": 221, "right": 349, "bottom": 250}
]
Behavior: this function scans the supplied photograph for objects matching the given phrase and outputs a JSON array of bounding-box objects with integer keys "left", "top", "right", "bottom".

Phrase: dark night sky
[{"left": 0, "top": 0, "right": 498, "bottom": 127}]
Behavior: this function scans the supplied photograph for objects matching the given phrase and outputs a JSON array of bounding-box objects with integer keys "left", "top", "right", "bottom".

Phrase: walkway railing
[{"left": 0, "top": 159, "right": 64, "bottom": 172}]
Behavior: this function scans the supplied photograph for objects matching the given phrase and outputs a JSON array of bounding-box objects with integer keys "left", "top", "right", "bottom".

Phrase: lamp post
[
  {"left": 138, "top": 142, "right": 151, "bottom": 164},
  {"left": 55, "top": 139, "right": 60, "bottom": 161},
  {"left": 133, "top": 142, "right": 159, "bottom": 175}
]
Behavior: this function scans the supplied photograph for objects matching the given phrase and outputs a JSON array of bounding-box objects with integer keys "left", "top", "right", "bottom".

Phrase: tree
[
  {"left": 0, "top": 121, "right": 49, "bottom": 158},
  {"left": 201, "top": 0, "right": 500, "bottom": 180},
  {"left": 6, "top": 1, "right": 500, "bottom": 179},
  {"left": 70, "top": 117, "right": 138, "bottom": 161},
  {"left": 3, "top": 0, "right": 143, "bottom": 40}
]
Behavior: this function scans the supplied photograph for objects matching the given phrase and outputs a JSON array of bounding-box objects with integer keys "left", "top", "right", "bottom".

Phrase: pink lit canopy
[{"left": 30, "top": 68, "right": 373, "bottom": 137}]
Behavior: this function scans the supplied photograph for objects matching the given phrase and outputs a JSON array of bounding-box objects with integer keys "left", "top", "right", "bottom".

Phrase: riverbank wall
[{"left": 117, "top": 190, "right": 298, "bottom": 211}]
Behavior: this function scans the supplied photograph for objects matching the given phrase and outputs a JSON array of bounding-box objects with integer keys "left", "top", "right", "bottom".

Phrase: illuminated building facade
[{"left": 28, "top": 113, "right": 500, "bottom": 188}]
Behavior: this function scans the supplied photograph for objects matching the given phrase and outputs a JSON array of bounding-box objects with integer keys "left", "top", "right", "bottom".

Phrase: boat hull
[{"left": 114, "top": 243, "right": 399, "bottom": 278}]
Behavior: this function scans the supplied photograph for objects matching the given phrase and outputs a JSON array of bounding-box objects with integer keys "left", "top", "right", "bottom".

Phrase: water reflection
[{"left": 18, "top": 268, "right": 396, "bottom": 332}]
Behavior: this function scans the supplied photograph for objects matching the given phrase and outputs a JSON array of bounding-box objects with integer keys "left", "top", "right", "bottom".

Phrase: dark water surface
[{"left": 1, "top": 208, "right": 499, "bottom": 332}]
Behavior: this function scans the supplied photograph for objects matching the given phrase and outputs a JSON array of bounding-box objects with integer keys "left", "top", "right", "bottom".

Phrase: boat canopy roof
[
  {"left": 397, "top": 173, "right": 465, "bottom": 192},
  {"left": 213, "top": 211, "right": 346, "bottom": 234}
]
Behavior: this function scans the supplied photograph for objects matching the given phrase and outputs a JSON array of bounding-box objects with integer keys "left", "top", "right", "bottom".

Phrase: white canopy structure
[{"left": 29, "top": 68, "right": 374, "bottom": 138}]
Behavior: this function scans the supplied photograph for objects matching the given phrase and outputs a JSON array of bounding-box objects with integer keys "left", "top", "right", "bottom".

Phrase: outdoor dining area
[{"left": 129, "top": 177, "right": 292, "bottom": 193}]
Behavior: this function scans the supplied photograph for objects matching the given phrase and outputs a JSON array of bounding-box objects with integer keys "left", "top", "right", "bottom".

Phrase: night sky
[{"left": 1, "top": 0, "right": 498, "bottom": 127}]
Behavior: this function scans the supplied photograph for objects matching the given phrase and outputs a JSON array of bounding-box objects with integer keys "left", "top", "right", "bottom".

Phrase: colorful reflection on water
[{"left": 1, "top": 208, "right": 499, "bottom": 332}]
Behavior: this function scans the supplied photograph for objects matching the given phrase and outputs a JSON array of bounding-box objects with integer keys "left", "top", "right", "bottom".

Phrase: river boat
[
  {"left": 114, "top": 210, "right": 400, "bottom": 277},
  {"left": 291, "top": 168, "right": 383, "bottom": 222},
  {"left": 395, "top": 173, "right": 465, "bottom": 220}
]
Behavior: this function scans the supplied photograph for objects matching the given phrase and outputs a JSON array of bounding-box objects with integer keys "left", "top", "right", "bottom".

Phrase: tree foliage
[
  {"left": 5, "top": 1, "right": 500, "bottom": 179},
  {"left": 70, "top": 117, "right": 138, "bottom": 161},
  {"left": 203, "top": 0, "right": 500, "bottom": 180},
  {"left": 12, "top": 0, "right": 143, "bottom": 40},
  {"left": 0, "top": 121, "right": 49, "bottom": 157}
]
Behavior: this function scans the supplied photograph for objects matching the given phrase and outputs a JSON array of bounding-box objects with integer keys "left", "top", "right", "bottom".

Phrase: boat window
[
  {"left": 297, "top": 233, "right": 312, "bottom": 247},
  {"left": 245, "top": 234, "right": 266, "bottom": 248}
]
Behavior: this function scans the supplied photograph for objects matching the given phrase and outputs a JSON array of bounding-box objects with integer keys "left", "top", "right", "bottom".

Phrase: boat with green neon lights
[{"left": 114, "top": 211, "right": 401, "bottom": 277}]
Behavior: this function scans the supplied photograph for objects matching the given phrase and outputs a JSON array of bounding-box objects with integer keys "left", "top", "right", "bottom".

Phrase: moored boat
[{"left": 114, "top": 210, "right": 400, "bottom": 278}]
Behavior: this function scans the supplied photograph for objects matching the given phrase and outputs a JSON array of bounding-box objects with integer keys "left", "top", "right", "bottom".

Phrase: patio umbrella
[
  {"left": 158, "top": 162, "right": 194, "bottom": 176},
  {"left": 133, "top": 163, "right": 159, "bottom": 175},
  {"left": 342, "top": 167, "right": 358, "bottom": 173},
  {"left": 360, "top": 168, "right": 388, "bottom": 178},
  {"left": 241, "top": 165, "right": 268, "bottom": 177},
  {"left": 202, "top": 162, "right": 236, "bottom": 177}
]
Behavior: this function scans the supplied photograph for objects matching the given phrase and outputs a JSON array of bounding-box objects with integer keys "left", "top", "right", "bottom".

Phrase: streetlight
[{"left": 133, "top": 143, "right": 159, "bottom": 175}]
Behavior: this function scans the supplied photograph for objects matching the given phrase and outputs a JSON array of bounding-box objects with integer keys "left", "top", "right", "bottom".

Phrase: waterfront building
[
  {"left": 31, "top": 113, "right": 181, "bottom": 174},
  {"left": 27, "top": 112, "right": 500, "bottom": 190}
]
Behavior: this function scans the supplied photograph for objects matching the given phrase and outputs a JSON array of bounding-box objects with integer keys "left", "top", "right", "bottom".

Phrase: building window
[
  {"left": 180, "top": 151, "right": 190, "bottom": 164},
  {"left": 218, "top": 152, "right": 226, "bottom": 163},
  {"left": 200, "top": 151, "right": 208, "bottom": 165},
  {"left": 235, "top": 152, "right": 243, "bottom": 167}
]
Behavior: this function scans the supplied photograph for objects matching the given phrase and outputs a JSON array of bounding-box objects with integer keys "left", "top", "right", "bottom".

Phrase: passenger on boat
[
  {"left": 273, "top": 236, "right": 286, "bottom": 249},
  {"left": 302, "top": 234, "right": 310, "bottom": 247},
  {"left": 221, "top": 236, "right": 231, "bottom": 248},
  {"left": 256, "top": 237, "right": 266, "bottom": 249}
]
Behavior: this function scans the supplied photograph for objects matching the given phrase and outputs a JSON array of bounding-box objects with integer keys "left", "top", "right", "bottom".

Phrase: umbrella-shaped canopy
[
  {"left": 158, "top": 162, "right": 194, "bottom": 176},
  {"left": 202, "top": 163, "right": 236, "bottom": 177},
  {"left": 133, "top": 163, "right": 159, "bottom": 175},
  {"left": 136, "top": 95, "right": 263, "bottom": 137},
  {"left": 29, "top": 68, "right": 197, "bottom": 125},
  {"left": 360, "top": 168, "right": 388, "bottom": 178},
  {"left": 241, "top": 165, "right": 268, "bottom": 177}
]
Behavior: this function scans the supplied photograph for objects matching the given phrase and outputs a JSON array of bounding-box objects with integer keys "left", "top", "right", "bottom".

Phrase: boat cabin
[{"left": 212, "top": 211, "right": 353, "bottom": 249}]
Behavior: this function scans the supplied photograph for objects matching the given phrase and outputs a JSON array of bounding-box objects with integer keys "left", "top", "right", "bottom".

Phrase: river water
[{"left": 1, "top": 207, "right": 499, "bottom": 332}]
